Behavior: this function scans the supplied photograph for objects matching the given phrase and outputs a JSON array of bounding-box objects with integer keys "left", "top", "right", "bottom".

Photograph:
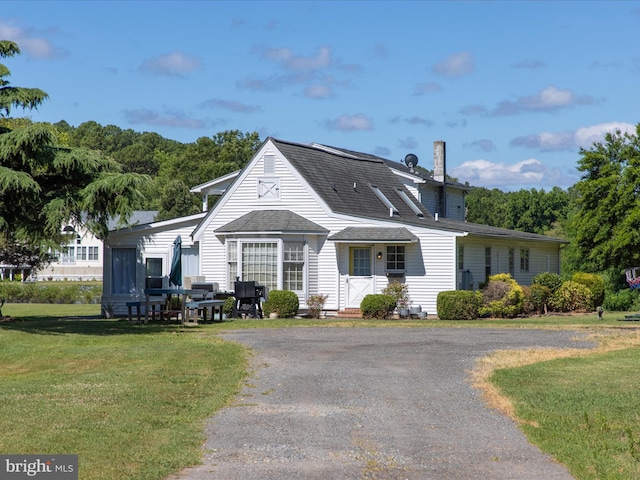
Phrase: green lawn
[
  {"left": 491, "top": 346, "right": 640, "bottom": 480},
  {"left": 0, "top": 306, "right": 246, "bottom": 480},
  {"left": 2, "top": 303, "right": 640, "bottom": 479}
]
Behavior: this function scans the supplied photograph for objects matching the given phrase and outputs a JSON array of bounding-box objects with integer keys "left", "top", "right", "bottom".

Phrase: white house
[
  {"left": 101, "top": 138, "right": 566, "bottom": 316},
  {"left": 33, "top": 212, "right": 158, "bottom": 281}
]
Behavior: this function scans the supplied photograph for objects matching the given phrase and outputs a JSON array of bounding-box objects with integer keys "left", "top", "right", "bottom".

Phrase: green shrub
[
  {"left": 262, "top": 290, "right": 299, "bottom": 318},
  {"left": 360, "top": 294, "right": 396, "bottom": 319},
  {"left": 223, "top": 297, "right": 235, "bottom": 317},
  {"left": 529, "top": 283, "right": 552, "bottom": 313},
  {"left": 572, "top": 272, "right": 605, "bottom": 307},
  {"left": 0, "top": 281, "right": 102, "bottom": 304},
  {"left": 436, "top": 290, "right": 479, "bottom": 320},
  {"left": 532, "top": 272, "right": 563, "bottom": 293},
  {"left": 549, "top": 280, "right": 594, "bottom": 312},
  {"left": 479, "top": 273, "right": 524, "bottom": 318},
  {"left": 603, "top": 289, "right": 640, "bottom": 312}
]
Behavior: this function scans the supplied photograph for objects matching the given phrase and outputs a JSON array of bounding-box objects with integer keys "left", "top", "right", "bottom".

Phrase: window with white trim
[
  {"left": 242, "top": 242, "right": 278, "bottom": 290},
  {"left": 386, "top": 245, "right": 406, "bottom": 271},
  {"left": 77, "top": 246, "right": 87, "bottom": 261},
  {"left": 283, "top": 242, "right": 304, "bottom": 291},
  {"left": 228, "top": 239, "right": 306, "bottom": 293},
  {"left": 89, "top": 246, "right": 99, "bottom": 261}
]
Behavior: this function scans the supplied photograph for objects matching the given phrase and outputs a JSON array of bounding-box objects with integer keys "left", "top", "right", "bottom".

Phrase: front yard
[{"left": 1, "top": 303, "right": 639, "bottom": 479}]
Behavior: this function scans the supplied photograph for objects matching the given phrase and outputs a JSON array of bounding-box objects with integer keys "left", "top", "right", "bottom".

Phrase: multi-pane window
[
  {"left": 62, "top": 246, "right": 75, "bottom": 263},
  {"left": 386, "top": 245, "right": 406, "bottom": 271},
  {"left": 283, "top": 242, "right": 304, "bottom": 291},
  {"left": 458, "top": 245, "right": 464, "bottom": 271},
  {"left": 229, "top": 240, "right": 306, "bottom": 292},
  {"left": 89, "top": 246, "right": 99, "bottom": 261},
  {"left": 77, "top": 246, "right": 87, "bottom": 261},
  {"left": 352, "top": 248, "right": 371, "bottom": 276},
  {"left": 242, "top": 242, "right": 278, "bottom": 291},
  {"left": 520, "top": 248, "right": 530, "bottom": 272}
]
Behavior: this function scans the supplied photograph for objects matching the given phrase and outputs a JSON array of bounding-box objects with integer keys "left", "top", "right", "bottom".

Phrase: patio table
[{"left": 143, "top": 288, "right": 205, "bottom": 324}]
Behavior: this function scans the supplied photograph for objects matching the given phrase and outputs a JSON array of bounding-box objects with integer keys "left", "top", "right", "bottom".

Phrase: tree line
[{"left": 2, "top": 39, "right": 640, "bottom": 296}]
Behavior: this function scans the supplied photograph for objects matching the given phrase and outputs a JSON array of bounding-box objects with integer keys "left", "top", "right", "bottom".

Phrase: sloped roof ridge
[{"left": 270, "top": 137, "right": 383, "bottom": 164}]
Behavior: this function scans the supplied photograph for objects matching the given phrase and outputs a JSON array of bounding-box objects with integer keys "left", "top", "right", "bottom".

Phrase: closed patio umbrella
[{"left": 169, "top": 236, "right": 182, "bottom": 287}]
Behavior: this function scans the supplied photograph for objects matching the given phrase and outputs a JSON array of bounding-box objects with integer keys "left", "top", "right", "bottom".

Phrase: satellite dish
[{"left": 404, "top": 153, "right": 419, "bottom": 170}]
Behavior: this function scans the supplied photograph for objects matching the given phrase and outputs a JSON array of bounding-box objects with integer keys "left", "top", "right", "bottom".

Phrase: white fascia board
[{"left": 190, "top": 170, "right": 241, "bottom": 194}]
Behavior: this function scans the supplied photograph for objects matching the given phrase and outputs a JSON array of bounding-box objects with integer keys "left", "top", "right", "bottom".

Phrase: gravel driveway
[{"left": 168, "top": 327, "right": 593, "bottom": 479}]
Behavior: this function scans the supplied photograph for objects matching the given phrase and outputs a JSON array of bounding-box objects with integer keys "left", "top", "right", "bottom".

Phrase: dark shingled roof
[
  {"left": 269, "top": 138, "right": 566, "bottom": 244},
  {"left": 216, "top": 210, "right": 329, "bottom": 234},
  {"left": 328, "top": 227, "right": 419, "bottom": 243},
  {"left": 273, "top": 139, "right": 432, "bottom": 226}
]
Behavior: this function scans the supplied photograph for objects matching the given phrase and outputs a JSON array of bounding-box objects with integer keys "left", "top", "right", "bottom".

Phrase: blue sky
[{"left": 2, "top": 1, "right": 639, "bottom": 191}]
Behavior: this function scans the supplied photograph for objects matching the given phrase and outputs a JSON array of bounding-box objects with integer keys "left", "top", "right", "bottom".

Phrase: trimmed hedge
[
  {"left": 437, "top": 290, "right": 479, "bottom": 320},
  {"left": 262, "top": 290, "right": 299, "bottom": 318},
  {"left": 360, "top": 294, "right": 396, "bottom": 319},
  {"left": 0, "top": 281, "right": 102, "bottom": 304}
]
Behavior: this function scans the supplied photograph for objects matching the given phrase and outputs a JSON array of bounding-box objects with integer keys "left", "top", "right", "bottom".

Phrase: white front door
[{"left": 346, "top": 247, "right": 374, "bottom": 308}]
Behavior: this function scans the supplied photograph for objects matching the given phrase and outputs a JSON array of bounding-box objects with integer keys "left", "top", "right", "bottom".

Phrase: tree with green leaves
[
  {"left": 0, "top": 40, "right": 149, "bottom": 273},
  {"left": 568, "top": 124, "right": 640, "bottom": 287}
]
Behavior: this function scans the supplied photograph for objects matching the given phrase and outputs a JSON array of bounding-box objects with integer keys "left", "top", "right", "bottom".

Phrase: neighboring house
[
  {"left": 101, "top": 138, "right": 566, "bottom": 316},
  {"left": 34, "top": 211, "right": 158, "bottom": 281}
]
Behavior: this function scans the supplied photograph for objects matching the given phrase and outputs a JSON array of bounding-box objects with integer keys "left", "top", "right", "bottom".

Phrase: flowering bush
[
  {"left": 307, "top": 293, "right": 328, "bottom": 319},
  {"left": 382, "top": 281, "right": 411, "bottom": 310}
]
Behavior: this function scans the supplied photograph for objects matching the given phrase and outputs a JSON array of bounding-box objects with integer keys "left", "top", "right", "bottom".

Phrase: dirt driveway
[{"left": 168, "top": 327, "right": 592, "bottom": 479}]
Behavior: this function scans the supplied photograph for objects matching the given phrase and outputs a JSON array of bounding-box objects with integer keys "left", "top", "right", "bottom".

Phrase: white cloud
[
  {"left": 432, "top": 52, "right": 475, "bottom": 78},
  {"left": 413, "top": 82, "right": 442, "bottom": 95},
  {"left": 123, "top": 108, "right": 206, "bottom": 129},
  {"left": 199, "top": 98, "right": 261, "bottom": 113},
  {"left": 511, "top": 122, "right": 636, "bottom": 151},
  {"left": 450, "top": 157, "right": 574, "bottom": 190},
  {"left": 140, "top": 52, "right": 201, "bottom": 77},
  {"left": 304, "top": 84, "right": 333, "bottom": 99},
  {"left": 324, "top": 114, "right": 373, "bottom": 132},
  {"left": 491, "top": 85, "right": 598, "bottom": 115},
  {"left": 262, "top": 46, "right": 331, "bottom": 70},
  {"left": 0, "top": 23, "right": 59, "bottom": 58}
]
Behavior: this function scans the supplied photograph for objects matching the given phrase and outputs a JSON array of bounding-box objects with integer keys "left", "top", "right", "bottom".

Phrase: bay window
[{"left": 227, "top": 239, "right": 306, "bottom": 293}]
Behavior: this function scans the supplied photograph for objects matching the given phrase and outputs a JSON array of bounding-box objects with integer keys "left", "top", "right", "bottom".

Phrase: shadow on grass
[{"left": 0, "top": 316, "right": 211, "bottom": 336}]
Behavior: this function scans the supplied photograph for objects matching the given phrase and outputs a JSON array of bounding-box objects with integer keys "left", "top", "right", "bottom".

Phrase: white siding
[
  {"left": 196, "top": 141, "right": 462, "bottom": 314},
  {"left": 102, "top": 219, "right": 202, "bottom": 314},
  {"left": 456, "top": 236, "right": 562, "bottom": 290}
]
